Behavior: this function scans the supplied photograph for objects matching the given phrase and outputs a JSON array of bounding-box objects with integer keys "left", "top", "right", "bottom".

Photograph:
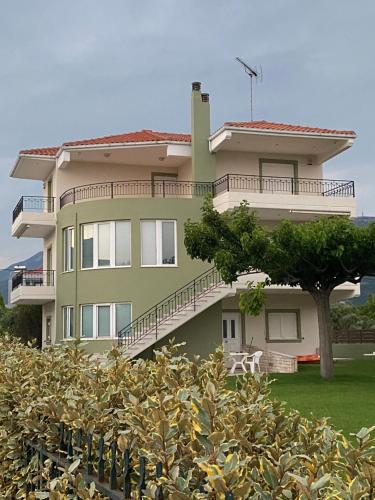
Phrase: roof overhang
[
  {"left": 10, "top": 155, "right": 56, "bottom": 180},
  {"left": 209, "top": 126, "right": 355, "bottom": 163},
  {"left": 56, "top": 141, "right": 191, "bottom": 169}
]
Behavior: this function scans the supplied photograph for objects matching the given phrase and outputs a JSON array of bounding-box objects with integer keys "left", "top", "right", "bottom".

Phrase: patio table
[{"left": 229, "top": 352, "right": 249, "bottom": 374}]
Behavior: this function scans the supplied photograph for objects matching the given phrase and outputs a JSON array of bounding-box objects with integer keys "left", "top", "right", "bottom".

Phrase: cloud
[{"left": 0, "top": 0, "right": 374, "bottom": 266}]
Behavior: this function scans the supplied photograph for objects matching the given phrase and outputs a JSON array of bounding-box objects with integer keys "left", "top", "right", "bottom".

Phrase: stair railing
[{"left": 118, "top": 267, "right": 223, "bottom": 349}]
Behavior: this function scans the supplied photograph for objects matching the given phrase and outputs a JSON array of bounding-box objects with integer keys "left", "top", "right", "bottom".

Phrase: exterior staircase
[{"left": 118, "top": 267, "right": 237, "bottom": 359}]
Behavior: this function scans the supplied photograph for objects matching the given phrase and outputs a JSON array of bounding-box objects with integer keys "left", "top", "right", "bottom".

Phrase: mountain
[{"left": 0, "top": 251, "right": 42, "bottom": 304}]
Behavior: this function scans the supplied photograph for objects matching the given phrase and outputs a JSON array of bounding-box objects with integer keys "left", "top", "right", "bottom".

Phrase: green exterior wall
[
  {"left": 56, "top": 197, "right": 215, "bottom": 354},
  {"left": 191, "top": 88, "right": 216, "bottom": 183},
  {"left": 140, "top": 301, "right": 222, "bottom": 360}
]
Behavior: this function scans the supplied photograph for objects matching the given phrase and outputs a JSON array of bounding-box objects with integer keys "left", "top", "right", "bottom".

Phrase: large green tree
[{"left": 185, "top": 199, "right": 375, "bottom": 378}]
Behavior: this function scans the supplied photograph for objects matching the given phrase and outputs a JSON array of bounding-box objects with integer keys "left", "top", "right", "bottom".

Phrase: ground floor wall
[
  {"left": 222, "top": 291, "right": 320, "bottom": 356},
  {"left": 140, "top": 302, "right": 222, "bottom": 360}
]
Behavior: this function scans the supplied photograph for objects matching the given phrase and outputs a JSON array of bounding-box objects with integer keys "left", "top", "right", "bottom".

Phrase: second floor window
[
  {"left": 141, "top": 220, "right": 177, "bottom": 266},
  {"left": 63, "top": 227, "right": 74, "bottom": 272},
  {"left": 81, "top": 221, "right": 131, "bottom": 269}
]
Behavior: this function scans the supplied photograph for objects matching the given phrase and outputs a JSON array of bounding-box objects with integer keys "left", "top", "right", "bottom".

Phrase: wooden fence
[
  {"left": 23, "top": 422, "right": 235, "bottom": 499},
  {"left": 332, "top": 329, "right": 375, "bottom": 344}
]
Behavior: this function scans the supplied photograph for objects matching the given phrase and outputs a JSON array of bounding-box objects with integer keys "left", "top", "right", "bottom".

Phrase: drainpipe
[{"left": 191, "top": 82, "right": 216, "bottom": 183}]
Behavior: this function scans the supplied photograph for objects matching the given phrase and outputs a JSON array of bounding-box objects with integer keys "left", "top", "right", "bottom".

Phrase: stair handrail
[
  {"left": 118, "top": 266, "right": 223, "bottom": 349},
  {"left": 118, "top": 267, "right": 261, "bottom": 351}
]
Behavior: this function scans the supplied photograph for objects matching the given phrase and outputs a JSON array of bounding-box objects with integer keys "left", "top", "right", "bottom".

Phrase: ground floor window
[
  {"left": 265, "top": 309, "right": 301, "bottom": 342},
  {"left": 80, "top": 303, "right": 131, "bottom": 339},
  {"left": 62, "top": 306, "right": 74, "bottom": 339}
]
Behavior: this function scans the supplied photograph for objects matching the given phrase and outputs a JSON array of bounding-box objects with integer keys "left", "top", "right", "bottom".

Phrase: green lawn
[{"left": 228, "top": 359, "right": 375, "bottom": 436}]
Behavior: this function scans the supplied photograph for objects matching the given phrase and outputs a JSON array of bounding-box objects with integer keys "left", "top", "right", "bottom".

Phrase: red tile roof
[
  {"left": 19, "top": 129, "right": 191, "bottom": 156},
  {"left": 19, "top": 146, "right": 60, "bottom": 156},
  {"left": 18, "top": 121, "right": 355, "bottom": 157},
  {"left": 224, "top": 120, "right": 356, "bottom": 137}
]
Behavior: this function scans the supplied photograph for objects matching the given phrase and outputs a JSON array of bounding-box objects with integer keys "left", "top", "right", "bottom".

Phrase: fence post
[
  {"left": 155, "top": 462, "right": 164, "bottom": 500},
  {"left": 138, "top": 456, "right": 146, "bottom": 498},
  {"left": 87, "top": 434, "right": 94, "bottom": 475},
  {"left": 226, "top": 174, "right": 230, "bottom": 191},
  {"left": 111, "top": 182, "right": 114, "bottom": 199},
  {"left": 73, "top": 187, "right": 76, "bottom": 204},
  {"left": 193, "top": 279, "right": 196, "bottom": 311},
  {"left": 109, "top": 442, "right": 117, "bottom": 489},
  {"left": 162, "top": 180, "right": 165, "bottom": 198},
  {"left": 123, "top": 449, "right": 132, "bottom": 498},
  {"left": 98, "top": 436, "right": 105, "bottom": 482}
]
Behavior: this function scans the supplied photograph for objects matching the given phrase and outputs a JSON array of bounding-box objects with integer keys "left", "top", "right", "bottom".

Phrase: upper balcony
[
  {"left": 12, "top": 196, "right": 56, "bottom": 238},
  {"left": 212, "top": 174, "right": 355, "bottom": 220},
  {"left": 58, "top": 175, "right": 355, "bottom": 220},
  {"left": 10, "top": 269, "right": 55, "bottom": 305},
  {"left": 59, "top": 180, "right": 213, "bottom": 207}
]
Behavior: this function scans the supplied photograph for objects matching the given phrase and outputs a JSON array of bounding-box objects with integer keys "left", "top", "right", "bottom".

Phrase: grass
[{"left": 227, "top": 359, "right": 375, "bottom": 436}]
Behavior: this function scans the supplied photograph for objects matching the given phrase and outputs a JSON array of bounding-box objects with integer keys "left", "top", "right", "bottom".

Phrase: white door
[
  {"left": 262, "top": 162, "right": 295, "bottom": 194},
  {"left": 222, "top": 313, "right": 242, "bottom": 354}
]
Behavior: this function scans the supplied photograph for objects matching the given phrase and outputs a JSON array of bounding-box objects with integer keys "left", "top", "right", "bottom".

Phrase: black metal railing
[
  {"left": 213, "top": 174, "right": 355, "bottom": 198},
  {"left": 60, "top": 180, "right": 213, "bottom": 208},
  {"left": 11, "top": 269, "right": 55, "bottom": 290},
  {"left": 12, "top": 196, "right": 55, "bottom": 222},
  {"left": 118, "top": 267, "right": 223, "bottom": 349},
  {"left": 59, "top": 175, "right": 355, "bottom": 209},
  {"left": 23, "top": 421, "right": 235, "bottom": 498}
]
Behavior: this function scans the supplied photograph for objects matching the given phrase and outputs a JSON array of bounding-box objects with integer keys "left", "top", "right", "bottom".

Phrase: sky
[{"left": 0, "top": 0, "right": 374, "bottom": 267}]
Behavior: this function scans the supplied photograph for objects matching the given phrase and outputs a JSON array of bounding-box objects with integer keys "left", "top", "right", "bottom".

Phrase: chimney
[{"left": 191, "top": 82, "right": 216, "bottom": 183}]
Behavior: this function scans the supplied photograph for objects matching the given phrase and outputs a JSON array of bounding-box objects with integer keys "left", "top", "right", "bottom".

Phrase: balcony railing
[
  {"left": 12, "top": 196, "right": 55, "bottom": 223},
  {"left": 58, "top": 175, "right": 355, "bottom": 208},
  {"left": 60, "top": 180, "right": 213, "bottom": 208},
  {"left": 213, "top": 174, "right": 355, "bottom": 198},
  {"left": 11, "top": 270, "right": 55, "bottom": 291}
]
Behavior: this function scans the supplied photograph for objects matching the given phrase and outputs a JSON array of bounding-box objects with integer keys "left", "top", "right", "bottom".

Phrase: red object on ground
[{"left": 297, "top": 354, "right": 320, "bottom": 363}]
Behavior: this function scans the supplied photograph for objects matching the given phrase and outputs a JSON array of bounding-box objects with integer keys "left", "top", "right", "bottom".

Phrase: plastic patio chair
[{"left": 245, "top": 351, "right": 263, "bottom": 374}]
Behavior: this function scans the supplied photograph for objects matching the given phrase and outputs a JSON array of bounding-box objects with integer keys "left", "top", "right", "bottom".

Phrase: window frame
[
  {"left": 63, "top": 226, "right": 75, "bottom": 272},
  {"left": 265, "top": 309, "right": 302, "bottom": 343},
  {"left": 62, "top": 306, "right": 74, "bottom": 340},
  {"left": 140, "top": 219, "right": 177, "bottom": 267},
  {"left": 80, "top": 303, "right": 132, "bottom": 339},
  {"left": 80, "top": 221, "right": 131, "bottom": 270}
]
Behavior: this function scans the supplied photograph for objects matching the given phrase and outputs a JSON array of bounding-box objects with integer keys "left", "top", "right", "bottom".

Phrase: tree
[
  {"left": 331, "top": 294, "right": 375, "bottom": 330},
  {"left": 185, "top": 198, "right": 375, "bottom": 378},
  {"left": 0, "top": 300, "right": 42, "bottom": 347}
]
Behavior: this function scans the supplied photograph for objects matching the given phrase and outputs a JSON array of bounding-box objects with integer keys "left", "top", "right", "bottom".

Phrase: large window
[
  {"left": 63, "top": 227, "right": 74, "bottom": 272},
  {"left": 80, "top": 303, "right": 131, "bottom": 339},
  {"left": 63, "top": 306, "right": 74, "bottom": 339},
  {"left": 266, "top": 309, "right": 301, "bottom": 342},
  {"left": 141, "top": 220, "right": 177, "bottom": 266},
  {"left": 81, "top": 221, "right": 131, "bottom": 269}
]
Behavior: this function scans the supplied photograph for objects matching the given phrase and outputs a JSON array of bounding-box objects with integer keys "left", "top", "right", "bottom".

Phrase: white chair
[{"left": 245, "top": 351, "right": 263, "bottom": 374}]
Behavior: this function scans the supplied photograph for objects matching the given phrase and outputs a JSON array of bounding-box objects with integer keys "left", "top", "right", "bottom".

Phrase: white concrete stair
[{"left": 121, "top": 281, "right": 235, "bottom": 359}]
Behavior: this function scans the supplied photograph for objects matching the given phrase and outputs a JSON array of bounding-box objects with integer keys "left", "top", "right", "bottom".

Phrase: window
[
  {"left": 81, "top": 221, "right": 131, "bottom": 269},
  {"left": 80, "top": 303, "right": 131, "bottom": 339},
  {"left": 63, "top": 227, "right": 75, "bottom": 272},
  {"left": 141, "top": 220, "right": 177, "bottom": 266},
  {"left": 63, "top": 306, "right": 74, "bottom": 339},
  {"left": 266, "top": 310, "right": 301, "bottom": 342}
]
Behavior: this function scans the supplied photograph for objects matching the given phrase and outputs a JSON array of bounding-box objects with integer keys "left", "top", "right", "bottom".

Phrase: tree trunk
[{"left": 311, "top": 290, "right": 334, "bottom": 379}]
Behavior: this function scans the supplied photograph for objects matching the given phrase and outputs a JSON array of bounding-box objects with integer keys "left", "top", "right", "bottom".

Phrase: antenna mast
[{"left": 235, "top": 57, "right": 262, "bottom": 120}]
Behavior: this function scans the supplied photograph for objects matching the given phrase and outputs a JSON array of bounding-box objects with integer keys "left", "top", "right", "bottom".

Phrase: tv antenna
[{"left": 235, "top": 57, "right": 263, "bottom": 120}]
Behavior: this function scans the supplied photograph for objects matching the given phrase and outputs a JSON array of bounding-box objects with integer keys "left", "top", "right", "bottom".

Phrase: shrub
[{"left": 0, "top": 337, "right": 374, "bottom": 498}]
